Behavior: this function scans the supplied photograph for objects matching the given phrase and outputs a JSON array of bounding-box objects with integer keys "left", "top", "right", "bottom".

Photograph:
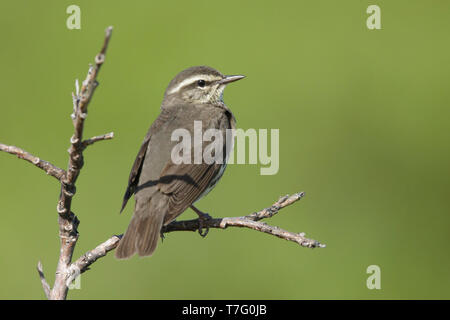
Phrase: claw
[
  {"left": 190, "top": 206, "right": 212, "bottom": 238},
  {"left": 198, "top": 215, "right": 211, "bottom": 238}
]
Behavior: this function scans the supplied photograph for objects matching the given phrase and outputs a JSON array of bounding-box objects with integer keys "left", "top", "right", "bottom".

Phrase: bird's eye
[{"left": 197, "top": 80, "right": 206, "bottom": 88}]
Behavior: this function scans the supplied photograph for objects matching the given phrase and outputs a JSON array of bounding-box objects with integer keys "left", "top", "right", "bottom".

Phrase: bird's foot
[
  {"left": 197, "top": 212, "right": 212, "bottom": 238},
  {"left": 190, "top": 205, "right": 212, "bottom": 238}
]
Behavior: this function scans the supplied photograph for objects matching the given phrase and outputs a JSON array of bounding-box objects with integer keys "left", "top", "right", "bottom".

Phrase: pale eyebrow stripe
[{"left": 167, "top": 74, "right": 220, "bottom": 95}]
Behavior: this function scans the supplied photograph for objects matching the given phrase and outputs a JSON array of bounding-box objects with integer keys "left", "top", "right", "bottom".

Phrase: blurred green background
[{"left": 0, "top": 0, "right": 449, "bottom": 299}]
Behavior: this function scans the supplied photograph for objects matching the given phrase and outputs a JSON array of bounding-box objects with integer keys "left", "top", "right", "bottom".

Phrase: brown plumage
[{"left": 115, "top": 66, "right": 244, "bottom": 259}]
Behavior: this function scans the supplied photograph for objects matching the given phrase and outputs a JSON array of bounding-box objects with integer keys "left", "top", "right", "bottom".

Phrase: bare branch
[
  {"left": 0, "top": 26, "right": 114, "bottom": 300},
  {"left": 63, "top": 26, "right": 114, "bottom": 201},
  {"left": 49, "top": 26, "right": 113, "bottom": 300},
  {"left": 163, "top": 218, "right": 323, "bottom": 248},
  {"left": 247, "top": 192, "right": 305, "bottom": 221},
  {"left": 71, "top": 193, "right": 325, "bottom": 272},
  {"left": 36, "top": 261, "right": 51, "bottom": 299},
  {"left": 0, "top": 143, "right": 65, "bottom": 181},
  {"left": 82, "top": 132, "right": 114, "bottom": 149},
  {"left": 162, "top": 192, "right": 325, "bottom": 248},
  {"left": 73, "top": 235, "right": 122, "bottom": 273}
]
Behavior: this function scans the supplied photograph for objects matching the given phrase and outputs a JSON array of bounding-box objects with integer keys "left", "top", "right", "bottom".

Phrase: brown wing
[
  {"left": 120, "top": 130, "right": 152, "bottom": 213},
  {"left": 157, "top": 161, "right": 223, "bottom": 224},
  {"left": 121, "top": 108, "right": 176, "bottom": 213},
  {"left": 155, "top": 107, "right": 235, "bottom": 223}
]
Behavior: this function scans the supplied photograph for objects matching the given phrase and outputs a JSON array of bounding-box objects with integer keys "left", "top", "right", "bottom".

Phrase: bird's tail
[{"left": 115, "top": 194, "right": 167, "bottom": 259}]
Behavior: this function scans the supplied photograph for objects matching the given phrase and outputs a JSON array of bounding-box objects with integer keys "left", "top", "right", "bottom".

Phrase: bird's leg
[{"left": 190, "top": 205, "right": 212, "bottom": 238}]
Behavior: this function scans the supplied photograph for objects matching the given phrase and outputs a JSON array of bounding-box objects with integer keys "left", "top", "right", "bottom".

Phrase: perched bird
[{"left": 116, "top": 66, "right": 244, "bottom": 259}]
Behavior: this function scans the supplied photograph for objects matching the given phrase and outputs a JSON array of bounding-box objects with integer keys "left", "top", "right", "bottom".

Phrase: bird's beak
[{"left": 219, "top": 75, "right": 245, "bottom": 84}]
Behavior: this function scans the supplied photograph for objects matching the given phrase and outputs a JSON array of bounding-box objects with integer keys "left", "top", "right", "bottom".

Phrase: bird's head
[{"left": 163, "top": 66, "right": 245, "bottom": 105}]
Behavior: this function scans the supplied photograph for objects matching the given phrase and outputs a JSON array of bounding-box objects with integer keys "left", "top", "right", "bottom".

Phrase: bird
[{"left": 115, "top": 66, "right": 245, "bottom": 259}]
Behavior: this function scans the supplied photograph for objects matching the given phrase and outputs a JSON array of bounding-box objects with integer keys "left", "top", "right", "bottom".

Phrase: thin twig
[
  {"left": 0, "top": 143, "right": 65, "bottom": 181},
  {"left": 36, "top": 261, "right": 51, "bottom": 299},
  {"left": 73, "top": 235, "right": 122, "bottom": 274},
  {"left": 247, "top": 192, "right": 305, "bottom": 221},
  {"left": 82, "top": 132, "right": 114, "bottom": 150}
]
